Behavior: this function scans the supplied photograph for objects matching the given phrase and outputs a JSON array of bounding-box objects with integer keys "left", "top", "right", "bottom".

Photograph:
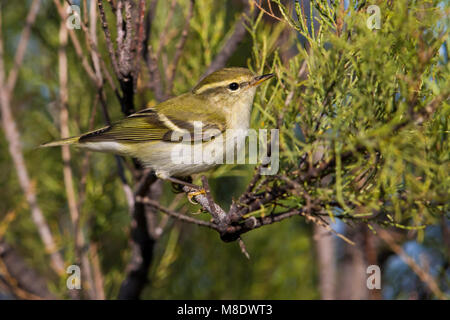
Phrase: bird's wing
[{"left": 79, "top": 94, "right": 225, "bottom": 143}]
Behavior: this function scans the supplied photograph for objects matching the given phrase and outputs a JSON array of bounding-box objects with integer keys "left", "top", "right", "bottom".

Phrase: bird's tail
[{"left": 40, "top": 136, "right": 80, "bottom": 148}]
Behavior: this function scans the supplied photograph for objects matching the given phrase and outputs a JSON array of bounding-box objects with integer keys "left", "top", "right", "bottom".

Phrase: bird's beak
[{"left": 250, "top": 73, "right": 275, "bottom": 87}]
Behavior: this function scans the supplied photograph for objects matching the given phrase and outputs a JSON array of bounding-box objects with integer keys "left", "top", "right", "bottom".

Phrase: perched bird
[{"left": 42, "top": 67, "right": 274, "bottom": 185}]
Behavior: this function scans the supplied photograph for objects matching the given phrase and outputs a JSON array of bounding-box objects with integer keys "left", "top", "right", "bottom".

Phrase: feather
[
  {"left": 78, "top": 94, "right": 225, "bottom": 144},
  {"left": 40, "top": 136, "right": 79, "bottom": 147}
]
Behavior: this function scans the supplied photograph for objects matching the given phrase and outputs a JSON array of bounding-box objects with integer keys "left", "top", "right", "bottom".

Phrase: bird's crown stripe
[{"left": 193, "top": 76, "right": 249, "bottom": 94}]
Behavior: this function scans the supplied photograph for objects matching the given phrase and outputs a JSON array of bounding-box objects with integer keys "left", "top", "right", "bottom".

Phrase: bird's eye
[{"left": 228, "top": 82, "right": 239, "bottom": 91}]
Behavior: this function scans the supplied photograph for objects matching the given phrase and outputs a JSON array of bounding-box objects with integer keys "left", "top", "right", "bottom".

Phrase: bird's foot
[
  {"left": 170, "top": 176, "right": 193, "bottom": 193},
  {"left": 187, "top": 189, "right": 206, "bottom": 204},
  {"left": 162, "top": 175, "right": 199, "bottom": 190}
]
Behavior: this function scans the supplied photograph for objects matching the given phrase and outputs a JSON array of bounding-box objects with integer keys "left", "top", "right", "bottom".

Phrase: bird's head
[{"left": 192, "top": 67, "right": 274, "bottom": 112}]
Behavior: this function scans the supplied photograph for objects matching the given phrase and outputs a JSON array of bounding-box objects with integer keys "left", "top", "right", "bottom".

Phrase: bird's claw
[{"left": 187, "top": 189, "right": 206, "bottom": 204}]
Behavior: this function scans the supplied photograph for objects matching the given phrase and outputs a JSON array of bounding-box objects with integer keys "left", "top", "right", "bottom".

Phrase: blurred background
[{"left": 0, "top": 0, "right": 448, "bottom": 300}]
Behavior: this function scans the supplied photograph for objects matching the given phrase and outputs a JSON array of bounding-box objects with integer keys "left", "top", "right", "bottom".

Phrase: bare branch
[
  {"left": 182, "top": 184, "right": 229, "bottom": 228},
  {"left": 53, "top": 0, "right": 98, "bottom": 83},
  {"left": 156, "top": 0, "right": 177, "bottom": 62},
  {"left": 6, "top": 0, "right": 41, "bottom": 95},
  {"left": 165, "top": 0, "right": 194, "bottom": 95},
  {"left": 59, "top": 17, "right": 78, "bottom": 258},
  {"left": 120, "top": 0, "right": 134, "bottom": 77},
  {"left": 238, "top": 237, "right": 250, "bottom": 259},
  {"left": 106, "top": 0, "right": 117, "bottom": 12},
  {"left": 201, "top": 176, "right": 224, "bottom": 226},
  {"left": 0, "top": 240, "right": 55, "bottom": 299},
  {"left": 0, "top": 5, "right": 65, "bottom": 276},
  {"left": 58, "top": 18, "right": 98, "bottom": 299},
  {"left": 118, "top": 171, "right": 158, "bottom": 299},
  {"left": 314, "top": 221, "right": 337, "bottom": 299},
  {"left": 116, "top": 0, "right": 124, "bottom": 54},
  {"left": 377, "top": 228, "right": 448, "bottom": 300},
  {"left": 137, "top": 196, "right": 219, "bottom": 230},
  {"left": 145, "top": 46, "right": 165, "bottom": 102},
  {"left": 142, "top": 0, "right": 165, "bottom": 102},
  {"left": 97, "top": 0, "right": 122, "bottom": 80},
  {"left": 253, "top": 0, "right": 283, "bottom": 22},
  {"left": 133, "top": 0, "right": 146, "bottom": 91},
  {"left": 61, "top": 0, "right": 121, "bottom": 100},
  {"left": 201, "top": 1, "right": 252, "bottom": 78},
  {"left": 89, "top": 242, "right": 106, "bottom": 299}
]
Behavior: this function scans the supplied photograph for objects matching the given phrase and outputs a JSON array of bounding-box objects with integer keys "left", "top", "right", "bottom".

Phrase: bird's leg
[
  {"left": 169, "top": 176, "right": 193, "bottom": 193},
  {"left": 164, "top": 176, "right": 206, "bottom": 204},
  {"left": 175, "top": 177, "right": 206, "bottom": 204},
  {"left": 187, "top": 189, "right": 207, "bottom": 204},
  {"left": 165, "top": 176, "right": 199, "bottom": 189},
  {"left": 156, "top": 172, "right": 206, "bottom": 203}
]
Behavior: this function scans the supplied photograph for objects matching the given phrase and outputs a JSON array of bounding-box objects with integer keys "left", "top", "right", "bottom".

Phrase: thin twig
[
  {"left": 182, "top": 184, "right": 229, "bottom": 227},
  {"left": 0, "top": 5, "right": 65, "bottom": 275},
  {"left": 165, "top": 0, "right": 194, "bottom": 95},
  {"left": 201, "top": 176, "right": 223, "bottom": 226},
  {"left": 53, "top": 0, "right": 98, "bottom": 83},
  {"left": 221, "top": 209, "right": 305, "bottom": 242},
  {"left": 201, "top": 1, "right": 252, "bottom": 78},
  {"left": 238, "top": 237, "right": 250, "bottom": 259},
  {"left": 97, "top": 0, "right": 122, "bottom": 80},
  {"left": 6, "top": 0, "right": 41, "bottom": 95},
  {"left": 59, "top": 15, "right": 98, "bottom": 299},
  {"left": 63, "top": 0, "right": 121, "bottom": 99},
  {"left": 58, "top": 18, "right": 81, "bottom": 261},
  {"left": 133, "top": 0, "right": 146, "bottom": 91},
  {"left": 76, "top": 96, "right": 97, "bottom": 212},
  {"left": 145, "top": 46, "right": 166, "bottom": 102},
  {"left": 137, "top": 196, "right": 219, "bottom": 230},
  {"left": 0, "top": 240, "right": 55, "bottom": 299},
  {"left": 121, "top": 0, "right": 134, "bottom": 77},
  {"left": 142, "top": 0, "right": 157, "bottom": 58},
  {"left": 377, "top": 228, "right": 447, "bottom": 300},
  {"left": 229, "top": 165, "right": 262, "bottom": 216},
  {"left": 134, "top": 169, "right": 155, "bottom": 196},
  {"left": 156, "top": 0, "right": 177, "bottom": 62},
  {"left": 116, "top": 0, "right": 124, "bottom": 55},
  {"left": 253, "top": 0, "right": 283, "bottom": 21},
  {"left": 89, "top": 242, "right": 106, "bottom": 299}
]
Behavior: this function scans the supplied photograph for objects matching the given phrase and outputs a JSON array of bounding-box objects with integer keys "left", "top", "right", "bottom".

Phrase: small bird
[{"left": 42, "top": 67, "right": 274, "bottom": 185}]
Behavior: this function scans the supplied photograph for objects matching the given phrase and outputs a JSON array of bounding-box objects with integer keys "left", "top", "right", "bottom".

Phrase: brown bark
[
  {"left": 337, "top": 225, "right": 369, "bottom": 299},
  {"left": 314, "top": 223, "right": 336, "bottom": 300}
]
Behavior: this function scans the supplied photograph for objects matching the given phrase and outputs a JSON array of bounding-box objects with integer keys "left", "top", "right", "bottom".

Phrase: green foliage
[
  {"left": 248, "top": 0, "right": 449, "bottom": 231},
  {"left": 0, "top": 0, "right": 448, "bottom": 300}
]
